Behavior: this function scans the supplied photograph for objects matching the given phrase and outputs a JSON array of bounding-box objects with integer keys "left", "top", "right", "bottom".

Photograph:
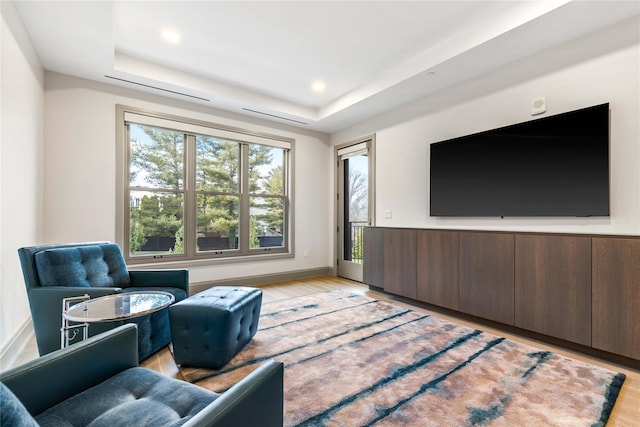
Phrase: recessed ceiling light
[
  {"left": 161, "top": 28, "right": 181, "bottom": 44},
  {"left": 311, "top": 81, "right": 326, "bottom": 93}
]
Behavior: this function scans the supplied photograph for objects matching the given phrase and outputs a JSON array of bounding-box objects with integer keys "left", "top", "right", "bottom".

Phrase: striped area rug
[{"left": 181, "top": 290, "right": 625, "bottom": 426}]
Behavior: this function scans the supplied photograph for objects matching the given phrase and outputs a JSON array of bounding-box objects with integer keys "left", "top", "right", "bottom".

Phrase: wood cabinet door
[
  {"left": 592, "top": 238, "right": 640, "bottom": 360},
  {"left": 363, "top": 227, "right": 385, "bottom": 288},
  {"left": 459, "top": 232, "right": 514, "bottom": 325},
  {"left": 515, "top": 234, "right": 591, "bottom": 345},
  {"left": 383, "top": 229, "right": 417, "bottom": 298},
  {"left": 417, "top": 230, "right": 459, "bottom": 310}
]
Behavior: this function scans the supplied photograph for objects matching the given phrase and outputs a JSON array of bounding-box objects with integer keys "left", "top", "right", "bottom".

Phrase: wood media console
[{"left": 363, "top": 227, "right": 639, "bottom": 364}]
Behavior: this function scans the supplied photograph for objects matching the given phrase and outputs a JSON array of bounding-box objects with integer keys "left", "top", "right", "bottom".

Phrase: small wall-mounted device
[{"left": 531, "top": 97, "right": 546, "bottom": 116}]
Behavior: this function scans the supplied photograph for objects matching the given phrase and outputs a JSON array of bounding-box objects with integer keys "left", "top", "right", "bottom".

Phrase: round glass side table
[{"left": 61, "top": 291, "right": 175, "bottom": 348}]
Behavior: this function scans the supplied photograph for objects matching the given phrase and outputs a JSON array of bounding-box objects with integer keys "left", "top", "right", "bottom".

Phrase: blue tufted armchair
[
  {"left": 18, "top": 242, "right": 189, "bottom": 361},
  {"left": 1, "top": 324, "right": 284, "bottom": 427}
]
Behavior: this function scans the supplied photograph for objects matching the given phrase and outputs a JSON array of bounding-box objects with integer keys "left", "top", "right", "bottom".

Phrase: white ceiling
[{"left": 12, "top": 1, "right": 640, "bottom": 133}]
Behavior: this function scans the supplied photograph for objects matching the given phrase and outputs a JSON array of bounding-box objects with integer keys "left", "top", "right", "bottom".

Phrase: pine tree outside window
[{"left": 116, "top": 106, "right": 293, "bottom": 264}]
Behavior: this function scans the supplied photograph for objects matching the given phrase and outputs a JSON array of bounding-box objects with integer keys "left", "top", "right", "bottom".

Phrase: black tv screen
[{"left": 429, "top": 103, "right": 610, "bottom": 217}]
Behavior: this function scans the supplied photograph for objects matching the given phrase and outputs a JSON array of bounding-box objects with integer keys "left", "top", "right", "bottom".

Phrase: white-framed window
[{"left": 116, "top": 105, "right": 293, "bottom": 265}]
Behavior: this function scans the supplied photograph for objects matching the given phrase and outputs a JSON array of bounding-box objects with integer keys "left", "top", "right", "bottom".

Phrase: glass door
[{"left": 337, "top": 137, "right": 374, "bottom": 282}]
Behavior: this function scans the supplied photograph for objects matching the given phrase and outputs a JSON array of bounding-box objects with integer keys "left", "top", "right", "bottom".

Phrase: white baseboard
[{"left": 0, "top": 318, "right": 35, "bottom": 371}]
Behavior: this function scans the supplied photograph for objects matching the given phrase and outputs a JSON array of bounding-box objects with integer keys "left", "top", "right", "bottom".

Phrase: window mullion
[
  {"left": 184, "top": 134, "right": 196, "bottom": 258},
  {"left": 123, "top": 123, "right": 132, "bottom": 258},
  {"left": 240, "top": 143, "right": 250, "bottom": 256}
]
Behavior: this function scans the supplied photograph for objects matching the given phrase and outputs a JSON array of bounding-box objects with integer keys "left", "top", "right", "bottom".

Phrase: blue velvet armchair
[
  {"left": 0, "top": 324, "right": 284, "bottom": 427},
  {"left": 18, "top": 242, "right": 189, "bottom": 361}
]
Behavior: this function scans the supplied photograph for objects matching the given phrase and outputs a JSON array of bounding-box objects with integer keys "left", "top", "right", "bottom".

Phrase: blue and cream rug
[{"left": 182, "top": 290, "right": 625, "bottom": 426}]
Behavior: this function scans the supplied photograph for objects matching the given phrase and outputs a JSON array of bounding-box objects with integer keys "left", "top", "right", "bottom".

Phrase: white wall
[
  {"left": 3, "top": 7, "right": 638, "bottom": 360},
  {"left": 0, "top": 1, "right": 44, "bottom": 363},
  {"left": 332, "top": 17, "right": 640, "bottom": 236},
  {"left": 43, "top": 73, "right": 333, "bottom": 285}
]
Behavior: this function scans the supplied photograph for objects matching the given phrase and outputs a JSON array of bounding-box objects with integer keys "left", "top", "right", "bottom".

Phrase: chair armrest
[
  {"left": 129, "top": 269, "right": 189, "bottom": 294},
  {"left": 28, "top": 286, "right": 122, "bottom": 302},
  {"left": 0, "top": 324, "right": 138, "bottom": 417},
  {"left": 184, "top": 359, "right": 284, "bottom": 427}
]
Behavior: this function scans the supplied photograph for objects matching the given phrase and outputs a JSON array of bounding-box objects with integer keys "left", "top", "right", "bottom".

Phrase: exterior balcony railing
[{"left": 346, "top": 221, "right": 368, "bottom": 264}]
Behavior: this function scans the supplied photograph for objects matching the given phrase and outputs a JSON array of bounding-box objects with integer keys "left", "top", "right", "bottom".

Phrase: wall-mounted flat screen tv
[{"left": 430, "top": 103, "right": 609, "bottom": 217}]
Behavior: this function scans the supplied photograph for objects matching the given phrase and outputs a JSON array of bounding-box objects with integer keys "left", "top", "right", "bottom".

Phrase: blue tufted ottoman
[{"left": 169, "top": 286, "right": 262, "bottom": 369}]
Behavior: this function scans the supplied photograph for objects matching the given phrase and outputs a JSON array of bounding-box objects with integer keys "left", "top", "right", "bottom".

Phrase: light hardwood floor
[{"left": 14, "top": 276, "right": 640, "bottom": 426}]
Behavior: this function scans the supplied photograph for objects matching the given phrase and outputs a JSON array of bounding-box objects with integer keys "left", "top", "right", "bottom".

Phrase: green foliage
[
  {"left": 248, "top": 144, "right": 273, "bottom": 193},
  {"left": 197, "top": 194, "right": 239, "bottom": 238},
  {"left": 131, "top": 127, "right": 184, "bottom": 189},
  {"left": 129, "top": 126, "right": 283, "bottom": 253},
  {"left": 352, "top": 230, "right": 363, "bottom": 262},
  {"left": 137, "top": 194, "right": 183, "bottom": 237},
  {"left": 196, "top": 137, "right": 239, "bottom": 192},
  {"left": 129, "top": 206, "right": 147, "bottom": 252},
  {"left": 256, "top": 166, "right": 284, "bottom": 232},
  {"left": 249, "top": 215, "right": 260, "bottom": 248},
  {"left": 172, "top": 225, "right": 184, "bottom": 254}
]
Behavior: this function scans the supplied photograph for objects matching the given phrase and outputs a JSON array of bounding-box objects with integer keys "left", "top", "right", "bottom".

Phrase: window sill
[{"left": 126, "top": 250, "right": 294, "bottom": 270}]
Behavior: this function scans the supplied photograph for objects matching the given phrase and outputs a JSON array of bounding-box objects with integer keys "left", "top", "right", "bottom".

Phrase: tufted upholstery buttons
[
  {"left": 169, "top": 286, "right": 262, "bottom": 369},
  {"left": 34, "top": 244, "right": 130, "bottom": 288}
]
